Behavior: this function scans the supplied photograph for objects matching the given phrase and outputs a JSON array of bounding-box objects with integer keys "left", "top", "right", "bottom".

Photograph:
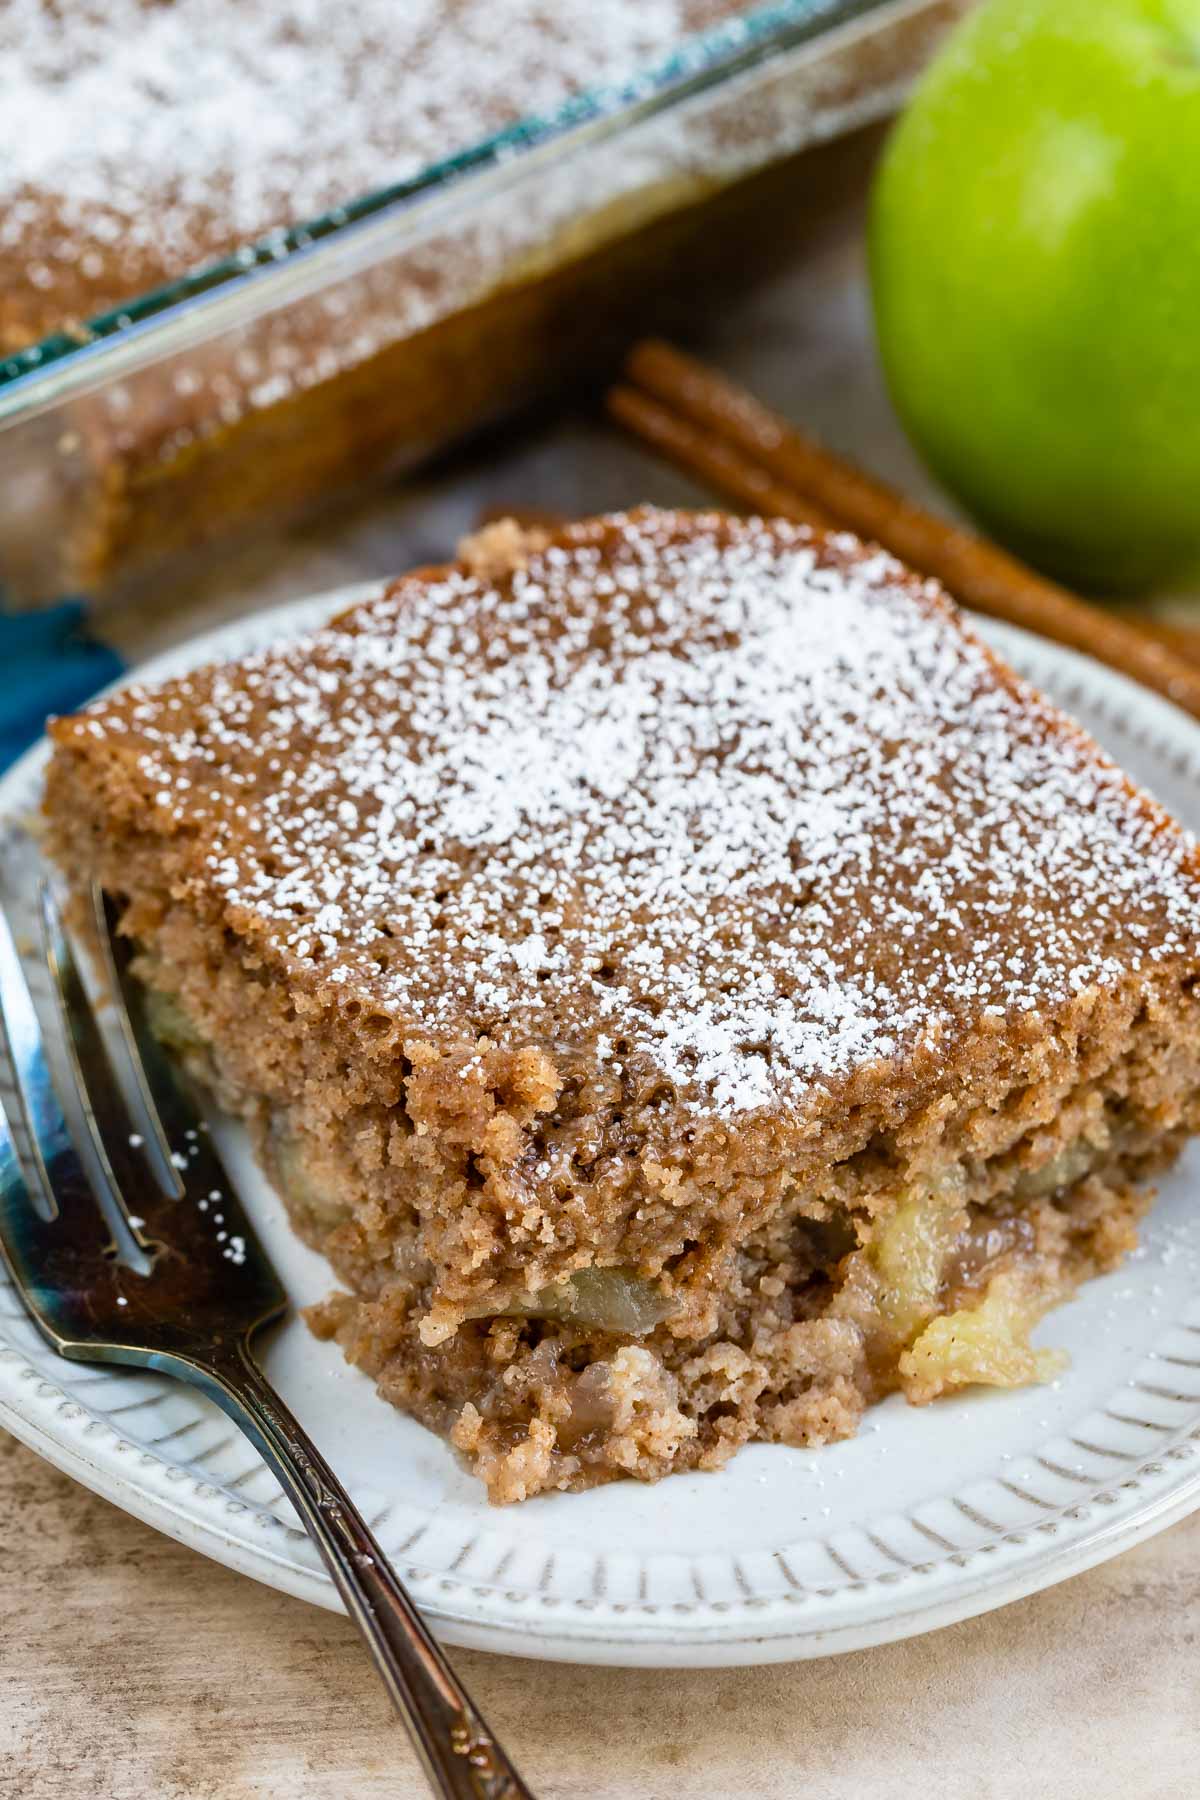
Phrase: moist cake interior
[{"left": 43, "top": 510, "right": 1200, "bottom": 1502}]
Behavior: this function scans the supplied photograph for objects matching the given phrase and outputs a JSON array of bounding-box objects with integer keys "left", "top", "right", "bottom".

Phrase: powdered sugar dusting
[
  {"left": 69, "top": 511, "right": 1200, "bottom": 1119},
  {"left": 1, "top": 0, "right": 739, "bottom": 302}
]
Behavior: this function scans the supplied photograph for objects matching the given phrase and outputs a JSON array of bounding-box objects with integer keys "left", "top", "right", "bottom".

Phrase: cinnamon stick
[
  {"left": 1115, "top": 610, "right": 1200, "bottom": 669},
  {"left": 608, "top": 387, "right": 832, "bottom": 531},
  {"left": 612, "top": 339, "right": 1200, "bottom": 722}
]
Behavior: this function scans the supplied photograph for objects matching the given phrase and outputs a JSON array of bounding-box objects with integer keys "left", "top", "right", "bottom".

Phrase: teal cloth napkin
[{"left": 0, "top": 602, "right": 123, "bottom": 772}]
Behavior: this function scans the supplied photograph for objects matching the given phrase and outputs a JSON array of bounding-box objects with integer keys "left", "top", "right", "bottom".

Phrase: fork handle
[{"left": 196, "top": 1337, "right": 534, "bottom": 1800}]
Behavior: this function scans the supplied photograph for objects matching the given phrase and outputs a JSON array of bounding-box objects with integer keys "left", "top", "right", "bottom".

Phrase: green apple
[{"left": 869, "top": 0, "right": 1200, "bottom": 592}]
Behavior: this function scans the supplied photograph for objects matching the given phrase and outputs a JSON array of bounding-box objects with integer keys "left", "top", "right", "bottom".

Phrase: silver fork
[{"left": 0, "top": 883, "right": 533, "bottom": 1800}]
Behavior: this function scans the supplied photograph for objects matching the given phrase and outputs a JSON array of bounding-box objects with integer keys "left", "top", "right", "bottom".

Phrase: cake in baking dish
[
  {"left": 1, "top": 0, "right": 746, "bottom": 353},
  {"left": 43, "top": 509, "right": 1200, "bottom": 1501},
  {"left": 0, "top": 1, "right": 969, "bottom": 599}
]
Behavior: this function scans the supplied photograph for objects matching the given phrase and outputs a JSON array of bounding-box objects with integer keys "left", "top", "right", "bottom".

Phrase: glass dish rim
[{"left": 0, "top": 0, "right": 896, "bottom": 421}]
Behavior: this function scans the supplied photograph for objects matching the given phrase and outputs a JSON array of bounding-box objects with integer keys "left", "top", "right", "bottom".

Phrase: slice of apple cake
[{"left": 43, "top": 508, "right": 1200, "bottom": 1501}]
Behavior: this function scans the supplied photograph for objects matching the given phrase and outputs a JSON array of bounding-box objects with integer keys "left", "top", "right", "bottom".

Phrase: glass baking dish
[{"left": 0, "top": 0, "right": 965, "bottom": 609}]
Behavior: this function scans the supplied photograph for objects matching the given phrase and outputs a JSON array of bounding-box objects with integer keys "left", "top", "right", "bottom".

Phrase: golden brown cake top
[
  {"left": 0, "top": 0, "right": 742, "bottom": 349},
  {"left": 50, "top": 509, "right": 1200, "bottom": 1120}
]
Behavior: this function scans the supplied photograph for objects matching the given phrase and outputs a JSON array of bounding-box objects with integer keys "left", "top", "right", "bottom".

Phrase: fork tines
[{"left": 0, "top": 881, "right": 284, "bottom": 1356}]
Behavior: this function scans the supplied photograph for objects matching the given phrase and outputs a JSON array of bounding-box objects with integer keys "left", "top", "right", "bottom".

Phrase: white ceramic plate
[{"left": 3, "top": 586, "right": 1200, "bottom": 1669}]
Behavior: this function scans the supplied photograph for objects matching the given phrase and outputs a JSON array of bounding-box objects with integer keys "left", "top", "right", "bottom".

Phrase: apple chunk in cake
[{"left": 43, "top": 508, "right": 1200, "bottom": 1502}]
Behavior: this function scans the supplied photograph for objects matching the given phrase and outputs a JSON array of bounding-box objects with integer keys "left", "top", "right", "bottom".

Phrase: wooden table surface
[
  {"left": 3, "top": 1429, "right": 1197, "bottom": 1800},
  {"left": 6, "top": 161, "right": 1200, "bottom": 1800}
]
